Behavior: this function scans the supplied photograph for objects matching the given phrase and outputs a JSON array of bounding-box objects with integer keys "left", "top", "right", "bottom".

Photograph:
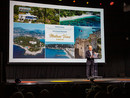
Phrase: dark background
[{"left": 0, "top": 0, "right": 130, "bottom": 81}]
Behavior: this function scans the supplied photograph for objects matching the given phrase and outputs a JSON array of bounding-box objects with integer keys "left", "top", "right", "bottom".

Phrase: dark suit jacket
[{"left": 86, "top": 50, "right": 94, "bottom": 66}]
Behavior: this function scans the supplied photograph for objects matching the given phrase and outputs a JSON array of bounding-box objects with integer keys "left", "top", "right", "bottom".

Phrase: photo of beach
[
  {"left": 14, "top": 5, "right": 59, "bottom": 24},
  {"left": 13, "top": 22, "right": 45, "bottom": 58},
  {"left": 60, "top": 9, "right": 100, "bottom": 27},
  {"left": 74, "top": 26, "right": 102, "bottom": 59},
  {"left": 45, "top": 44, "right": 75, "bottom": 58}
]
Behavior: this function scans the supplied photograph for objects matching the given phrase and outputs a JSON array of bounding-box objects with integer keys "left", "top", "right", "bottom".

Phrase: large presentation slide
[{"left": 9, "top": 1, "right": 105, "bottom": 63}]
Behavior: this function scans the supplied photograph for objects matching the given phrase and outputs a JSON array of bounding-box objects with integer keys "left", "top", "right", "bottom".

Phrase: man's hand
[{"left": 90, "top": 55, "right": 94, "bottom": 58}]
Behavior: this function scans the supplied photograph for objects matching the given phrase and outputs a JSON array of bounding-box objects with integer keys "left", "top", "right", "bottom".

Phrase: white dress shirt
[{"left": 89, "top": 50, "right": 92, "bottom": 56}]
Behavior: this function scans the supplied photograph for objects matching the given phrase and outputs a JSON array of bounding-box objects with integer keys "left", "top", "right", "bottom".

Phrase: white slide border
[{"left": 9, "top": 1, "right": 105, "bottom": 63}]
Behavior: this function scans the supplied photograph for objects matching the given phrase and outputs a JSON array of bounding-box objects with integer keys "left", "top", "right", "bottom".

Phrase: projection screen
[{"left": 9, "top": 1, "right": 105, "bottom": 63}]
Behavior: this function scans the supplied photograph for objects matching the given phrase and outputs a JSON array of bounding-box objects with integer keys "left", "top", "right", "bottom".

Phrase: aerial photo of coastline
[
  {"left": 74, "top": 26, "right": 102, "bottom": 59},
  {"left": 60, "top": 9, "right": 100, "bottom": 27},
  {"left": 45, "top": 44, "right": 75, "bottom": 59},
  {"left": 13, "top": 22, "right": 45, "bottom": 58},
  {"left": 14, "top": 5, "right": 59, "bottom": 24}
]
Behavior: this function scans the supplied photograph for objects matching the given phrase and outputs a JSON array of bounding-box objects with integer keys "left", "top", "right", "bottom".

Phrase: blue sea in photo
[
  {"left": 45, "top": 48, "right": 69, "bottom": 58},
  {"left": 45, "top": 42, "right": 74, "bottom": 45},
  {"left": 60, "top": 15, "right": 100, "bottom": 27},
  {"left": 74, "top": 26, "right": 100, "bottom": 43},
  {"left": 40, "top": 39, "right": 45, "bottom": 43},
  {"left": 13, "top": 39, "right": 45, "bottom": 58},
  {"left": 13, "top": 40, "right": 45, "bottom": 58},
  {"left": 14, "top": 22, "right": 45, "bottom": 31},
  {"left": 13, "top": 45, "right": 45, "bottom": 58}
]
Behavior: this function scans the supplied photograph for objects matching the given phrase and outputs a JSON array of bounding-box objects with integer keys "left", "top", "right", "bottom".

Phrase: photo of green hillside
[
  {"left": 60, "top": 10, "right": 88, "bottom": 17},
  {"left": 14, "top": 5, "right": 59, "bottom": 24}
]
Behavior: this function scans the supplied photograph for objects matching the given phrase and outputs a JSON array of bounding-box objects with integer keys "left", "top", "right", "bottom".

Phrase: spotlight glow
[
  {"left": 73, "top": 0, "right": 76, "bottom": 3},
  {"left": 110, "top": 2, "right": 114, "bottom": 6},
  {"left": 86, "top": 2, "right": 89, "bottom": 4}
]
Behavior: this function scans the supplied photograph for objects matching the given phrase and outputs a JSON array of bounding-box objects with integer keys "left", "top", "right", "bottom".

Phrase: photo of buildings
[
  {"left": 74, "top": 26, "right": 101, "bottom": 59},
  {"left": 14, "top": 5, "right": 60, "bottom": 24}
]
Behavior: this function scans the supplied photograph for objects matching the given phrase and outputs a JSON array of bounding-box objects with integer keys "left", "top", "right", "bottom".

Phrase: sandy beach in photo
[
  {"left": 24, "top": 47, "right": 44, "bottom": 55},
  {"left": 63, "top": 48, "right": 75, "bottom": 58},
  {"left": 60, "top": 14, "right": 94, "bottom": 21}
]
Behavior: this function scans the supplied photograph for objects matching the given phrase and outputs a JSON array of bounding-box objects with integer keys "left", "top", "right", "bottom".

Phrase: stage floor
[{"left": 7, "top": 78, "right": 130, "bottom": 85}]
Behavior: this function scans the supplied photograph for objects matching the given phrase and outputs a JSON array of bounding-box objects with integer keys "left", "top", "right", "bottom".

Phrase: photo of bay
[
  {"left": 45, "top": 44, "right": 75, "bottom": 59},
  {"left": 60, "top": 9, "right": 100, "bottom": 27},
  {"left": 13, "top": 22, "right": 45, "bottom": 58}
]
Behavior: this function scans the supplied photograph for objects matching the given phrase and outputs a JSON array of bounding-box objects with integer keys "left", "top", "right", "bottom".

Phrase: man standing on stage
[{"left": 86, "top": 45, "right": 97, "bottom": 79}]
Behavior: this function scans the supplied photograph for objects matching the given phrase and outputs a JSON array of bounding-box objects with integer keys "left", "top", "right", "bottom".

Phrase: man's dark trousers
[
  {"left": 85, "top": 50, "right": 95, "bottom": 78},
  {"left": 86, "top": 60, "right": 95, "bottom": 77}
]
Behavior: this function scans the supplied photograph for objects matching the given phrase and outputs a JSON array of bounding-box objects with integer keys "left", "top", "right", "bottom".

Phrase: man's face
[{"left": 89, "top": 46, "right": 92, "bottom": 51}]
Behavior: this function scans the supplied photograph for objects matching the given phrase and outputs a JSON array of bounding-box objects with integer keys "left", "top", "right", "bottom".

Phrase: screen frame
[{"left": 9, "top": 1, "right": 105, "bottom": 63}]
